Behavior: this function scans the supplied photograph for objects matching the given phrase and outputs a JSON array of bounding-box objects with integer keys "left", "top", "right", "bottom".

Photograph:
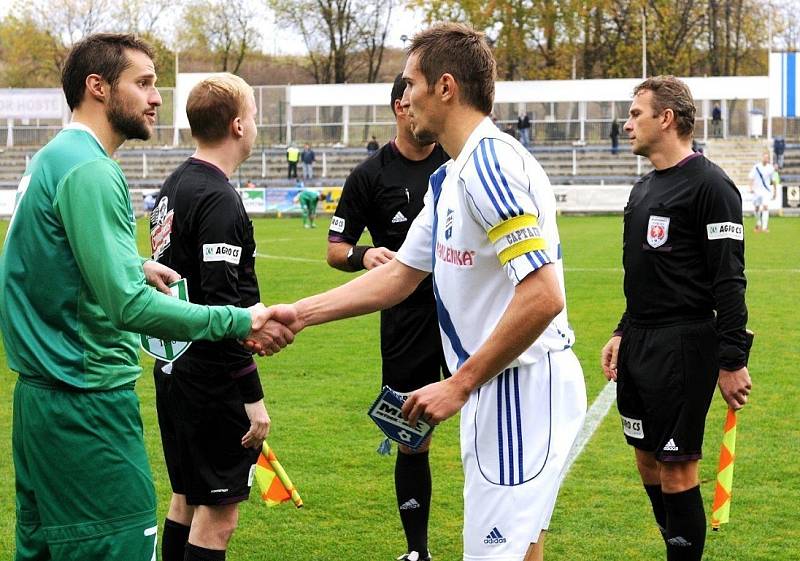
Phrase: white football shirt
[{"left": 396, "top": 117, "right": 574, "bottom": 373}]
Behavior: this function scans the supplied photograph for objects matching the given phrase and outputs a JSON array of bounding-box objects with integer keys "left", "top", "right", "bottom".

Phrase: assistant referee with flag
[{"left": 601, "top": 76, "right": 753, "bottom": 561}]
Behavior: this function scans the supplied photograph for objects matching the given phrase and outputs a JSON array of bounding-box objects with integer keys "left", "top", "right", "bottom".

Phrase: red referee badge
[{"left": 646, "top": 215, "right": 670, "bottom": 248}]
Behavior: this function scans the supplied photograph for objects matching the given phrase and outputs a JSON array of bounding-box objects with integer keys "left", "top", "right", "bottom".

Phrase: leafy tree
[{"left": 0, "top": 16, "right": 60, "bottom": 86}]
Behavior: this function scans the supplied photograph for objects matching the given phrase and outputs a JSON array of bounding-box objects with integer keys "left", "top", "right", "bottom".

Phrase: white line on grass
[
  {"left": 565, "top": 267, "right": 799, "bottom": 274},
  {"left": 256, "top": 255, "right": 799, "bottom": 274},
  {"left": 256, "top": 253, "right": 325, "bottom": 263},
  {"left": 563, "top": 381, "right": 617, "bottom": 476}
]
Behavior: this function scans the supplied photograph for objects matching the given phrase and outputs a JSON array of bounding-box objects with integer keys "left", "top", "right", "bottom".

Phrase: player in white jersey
[
  {"left": 251, "top": 23, "right": 586, "bottom": 561},
  {"left": 748, "top": 152, "right": 775, "bottom": 232}
]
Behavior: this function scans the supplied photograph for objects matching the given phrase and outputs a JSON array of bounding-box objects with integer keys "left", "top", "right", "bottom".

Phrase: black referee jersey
[
  {"left": 329, "top": 140, "right": 449, "bottom": 305},
  {"left": 616, "top": 152, "right": 748, "bottom": 370},
  {"left": 150, "top": 157, "right": 259, "bottom": 369}
]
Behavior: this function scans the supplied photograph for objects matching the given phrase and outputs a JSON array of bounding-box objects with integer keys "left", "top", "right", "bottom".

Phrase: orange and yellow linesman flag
[
  {"left": 255, "top": 442, "right": 303, "bottom": 508},
  {"left": 711, "top": 408, "right": 737, "bottom": 530}
]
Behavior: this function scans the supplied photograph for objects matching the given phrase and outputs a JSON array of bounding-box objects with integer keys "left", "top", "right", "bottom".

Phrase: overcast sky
[{"left": 0, "top": 2, "right": 424, "bottom": 56}]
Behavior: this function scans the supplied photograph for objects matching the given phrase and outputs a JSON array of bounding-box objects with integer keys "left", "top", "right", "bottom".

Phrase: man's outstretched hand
[{"left": 245, "top": 303, "right": 303, "bottom": 356}]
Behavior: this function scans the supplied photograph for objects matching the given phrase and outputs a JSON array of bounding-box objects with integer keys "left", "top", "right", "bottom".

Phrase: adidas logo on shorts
[
  {"left": 399, "top": 498, "right": 420, "bottom": 510},
  {"left": 663, "top": 438, "right": 679, "bottom": 451},
  {"left": 484, "top": 527, "right": 507, "bottom": 544},
  {"left": 392, "top": 211, "right": 408, "bottom": 223}
]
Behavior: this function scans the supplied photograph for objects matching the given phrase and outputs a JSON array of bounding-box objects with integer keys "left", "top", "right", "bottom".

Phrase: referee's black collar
[{"left": 188, "top": 156, "right": 229, "bottom": 181}]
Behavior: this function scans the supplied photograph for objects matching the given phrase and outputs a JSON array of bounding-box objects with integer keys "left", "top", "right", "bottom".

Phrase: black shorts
[
  {"left": 380, "top": 303, "right": 449, "bottom": 393},
  {"left": 616, "top": 318, "right": 718, "bottom": 462},
  {"left": 154, "top": 356, "right": 260, "bottom": 505}
]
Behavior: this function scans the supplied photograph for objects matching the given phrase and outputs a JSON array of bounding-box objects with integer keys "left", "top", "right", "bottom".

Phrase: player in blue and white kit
[
  {"left": 748, "top": 152, "right": 775, "bottom": 232},
  {"left": 254, "top": 23, "right": 586, "bottom": 561}
]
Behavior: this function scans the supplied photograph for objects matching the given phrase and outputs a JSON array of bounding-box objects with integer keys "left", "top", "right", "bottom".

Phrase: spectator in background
[
  {"left": 286, "top": 143, "right": 299, "bottom": 178},
  {"left": 301, "top": 143, "right": 316, "bottom": 179},
  {"left": 711, "top": 103, "right": 722, "bottom": 137},
  {"left": 773, "top": 136, "right": 786, "bottom": 169},
  {"left": 610, "top": 119, "right": 620, "bottom": 155},
  {"left": 244, "top": 180, "right": 257, "bottom": 189},
  {"left": 366, "top": 135, "right": 380, "bottom": 156},
  {"left": 517, "top": 111, "right": 531, "bottom": 149}
]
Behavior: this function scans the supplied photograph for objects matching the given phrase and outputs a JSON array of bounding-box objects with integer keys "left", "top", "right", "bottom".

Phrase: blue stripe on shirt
[
  {"left": 513, "top": 367, "right": 524, "bottom": 483},
  {"left": 504, "top": 369, "right": 514, "bottom": 484},
  {"left": 479, "top": 141, "right": 518, "bottom": 218},
  {"left": 497, "top": 372, "right": 505, "bottom": 485},
  {"left": 487, "top": 139, "right": 525, "bottom": 216},
  {"left": 472, "top": 149, "right": 508, "bottom": 221}
]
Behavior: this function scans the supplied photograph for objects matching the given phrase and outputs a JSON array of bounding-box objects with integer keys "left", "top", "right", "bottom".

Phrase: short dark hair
[
  {"left": 62, "top": 33, "right": 155, "bottom": 111},
  {"left": 408, "top": 23, "right": 495, "bottom": 115},
  {"left": 633, "top": 76, "right": 696, "bottom": 139},
  {"left": 390, "top": 73, "right": 405, "bottom": 115}
]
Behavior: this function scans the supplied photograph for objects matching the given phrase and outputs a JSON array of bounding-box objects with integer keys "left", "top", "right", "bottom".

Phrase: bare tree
[
  {"left": 359, "top": 0, "right": 394, "bottom": 83},
  {"left": 270, "top": 0, "right": 395, "bottom": 84},
  {"left": 772, "top": 0, "right": 800, "bottom": 52},
  {"left": 111, "top": 0, "right": 176, "bottom": 38},
  {"left": 180, "top": 0, "right": 261, "bottom": 74},
  {"left": 11, "top": 0, "right": 114, "bottom": 74}
]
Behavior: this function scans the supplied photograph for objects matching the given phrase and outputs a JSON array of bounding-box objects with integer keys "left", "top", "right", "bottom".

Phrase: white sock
[{"left": 762, "top": 209, "right": 770, "bottom": 230}]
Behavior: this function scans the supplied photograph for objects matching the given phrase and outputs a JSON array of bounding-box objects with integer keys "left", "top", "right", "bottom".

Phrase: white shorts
[
  {"left": 752, "top": 194, "right": 766, "bottom": 208},
  {"left": 461, "top": 349, "right": 586, "bottom": 561}
]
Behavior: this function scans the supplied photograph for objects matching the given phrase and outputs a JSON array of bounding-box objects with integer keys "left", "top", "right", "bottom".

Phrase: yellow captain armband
[{"left": 488, "top": 214, "right": 547, "bottom": 265}]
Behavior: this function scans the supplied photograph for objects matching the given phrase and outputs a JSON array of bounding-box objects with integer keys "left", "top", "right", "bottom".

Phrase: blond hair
[{"left": 187, "top": 73, "right": 253, "bottom": 143}]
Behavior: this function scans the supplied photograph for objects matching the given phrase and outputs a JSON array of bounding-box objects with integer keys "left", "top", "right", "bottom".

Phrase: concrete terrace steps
[{"left": 1, "top": 140, "right": 797, "bottom": 190}]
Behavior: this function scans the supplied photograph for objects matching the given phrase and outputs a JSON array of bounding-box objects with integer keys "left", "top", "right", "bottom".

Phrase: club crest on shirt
[
  {"left": 150, "top": 196, "right": 174, "bottom": 260},
  {"left": 646, "top": 215, "right": 670, "bottom": 248},
  {"left": 444, "top": 208, "right": 454, "bottom": 240},
  {"left": 140, "top": 279, "right": 192, "bottom": 362}
]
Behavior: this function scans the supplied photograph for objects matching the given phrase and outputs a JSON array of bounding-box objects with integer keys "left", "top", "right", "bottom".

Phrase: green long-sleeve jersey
[{"left": 0, "top": 125, "right": 252, "bottom": 390}]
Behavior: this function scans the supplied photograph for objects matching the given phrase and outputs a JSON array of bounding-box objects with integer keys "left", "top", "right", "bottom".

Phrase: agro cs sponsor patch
[
  {"left": 621, "top": 415, "right": 644, "bottom": 439},
  {"left": 330, "top": 216, "right": 345, "bottom": 233},
  {"left": 706, "top": 221, "right": 743, "bottom": 240},
  {"left": 203, "top": 243, "right": 242, "bottom": 265}
]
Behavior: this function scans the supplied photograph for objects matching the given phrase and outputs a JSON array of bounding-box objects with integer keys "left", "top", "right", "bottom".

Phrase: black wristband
[{"left": 347, "top": 245, "right": 372, "bottom": 270}]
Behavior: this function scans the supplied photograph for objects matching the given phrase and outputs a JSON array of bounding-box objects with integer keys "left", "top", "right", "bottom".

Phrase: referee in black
[
  {"left": 327, "top": 73, "right": 449, "bottom": 561},
  {"left": 601, "top": 76, "right": 752, "bottom": 561},
  {"left": 150, "top": 74, "right": 282, "bottom": 561}
]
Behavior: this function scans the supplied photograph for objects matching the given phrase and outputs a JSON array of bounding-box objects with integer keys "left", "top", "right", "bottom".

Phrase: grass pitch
[{"left": 0, "top": 215, "right": 797, "bottom": 560}]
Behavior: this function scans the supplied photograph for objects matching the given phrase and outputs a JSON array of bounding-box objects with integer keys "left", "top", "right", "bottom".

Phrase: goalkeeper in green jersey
[
  {"left": 294, "top": 180, "right": 323, "bottom": 228},
  {"left": 0, "top": 33, "right": 292, "bottom": 561}
]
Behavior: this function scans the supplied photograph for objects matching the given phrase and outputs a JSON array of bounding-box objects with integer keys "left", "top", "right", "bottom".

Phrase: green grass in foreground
[{"left": 0, "top": 215, "right": 797, "bottom": 560}]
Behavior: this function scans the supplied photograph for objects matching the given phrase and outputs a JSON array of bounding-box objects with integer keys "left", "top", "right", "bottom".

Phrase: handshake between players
[{"left": 241, "top": 258, "right": 474, "bottom": 428}]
